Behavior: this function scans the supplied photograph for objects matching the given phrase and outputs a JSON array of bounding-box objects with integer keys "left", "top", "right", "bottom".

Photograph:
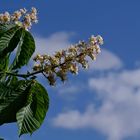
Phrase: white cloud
[
  {"left": 58, "top": 85, "right": 80, "bottom": 95},
  {"left": 51, "top": 82, "right": 83, "bottom": 101},
  {"left": 34, "top": 32, "right": 74, "bottom": 55},
  {"left": 52, "top": 68, "right": 140, "bottom": 140},
  {"left": 88, "top": 69, "right": 140, "bottom": 140},
  {"left": 89, "top": 49, "right": 123, "bottom": 71}
]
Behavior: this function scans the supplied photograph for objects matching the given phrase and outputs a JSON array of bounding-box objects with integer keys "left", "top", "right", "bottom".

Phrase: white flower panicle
[
  {"left": 0, "top": 7, "right": 38, "bottom": 30},
  {"left": 33, "top": 35, "right": 103, "bottom": 85}
]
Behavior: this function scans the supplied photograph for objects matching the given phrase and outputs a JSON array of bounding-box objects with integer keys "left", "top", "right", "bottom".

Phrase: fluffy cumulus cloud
[
  {"left": 88, "top": 69, "right": 140, "bottom": 140},
  {"left": 52, "top": 69, "right": 140, "bottom": 140},
  {"left": 52, "top": 48, "right": 140, "bottom": 140}
]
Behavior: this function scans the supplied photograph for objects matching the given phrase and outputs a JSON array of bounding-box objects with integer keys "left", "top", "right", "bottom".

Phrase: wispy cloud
[
  {"left": 34, "top": 32, "right": 75, "bottom": 55},
  {"left": 89, "top": 49, "right": 123, "bottom": 71},
  {"left": 58, "top": 85, "right": 80, "bottom": 95}
]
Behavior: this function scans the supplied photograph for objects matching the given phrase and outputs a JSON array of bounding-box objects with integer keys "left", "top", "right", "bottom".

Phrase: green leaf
[
  {"left": 0, "top": 81, "right": 31, "bottom": 125},
  {"left": 0, "top": 23, "right": 16, "bottom": 37},
  {"left": 16, "top": 82, "right": 49, "bottom": 136},
  {"left": 5, "top": 75, "right": 18, "bottom": 86},
  {"left": 0, "top": 26, "right": 21, "bottom": 57},
  {"left": 11, "top": 30, "right": 35, "bottom": 70},
  {"left": 0, "top": 55, "right": 9, "bottom": 81},
  {"left": 8, "top": 76, "right": 18, "bottom": 86},
  {"left": 0, "top": 55, "right": 9, "bottom": 71}
]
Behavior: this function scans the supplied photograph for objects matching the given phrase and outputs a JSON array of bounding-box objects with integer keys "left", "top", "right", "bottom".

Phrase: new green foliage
[{"left": 0, "top": 23, "right": 49, "bottom": 136}]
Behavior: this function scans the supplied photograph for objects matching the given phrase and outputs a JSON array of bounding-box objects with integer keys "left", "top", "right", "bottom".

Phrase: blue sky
[{"left": 1, "top": 0, "right": 140, "bottom": 140}]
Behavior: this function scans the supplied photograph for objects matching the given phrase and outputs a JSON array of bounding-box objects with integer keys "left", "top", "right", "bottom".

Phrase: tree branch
[{"left": 5, "top": 69, "right": 44, "bottom": 78}]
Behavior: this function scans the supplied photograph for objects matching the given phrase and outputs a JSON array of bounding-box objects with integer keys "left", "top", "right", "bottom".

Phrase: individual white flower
[
  {"left": 20, "top": 8, "right": 27, "bottom": 14},
  {"left": 13, "top": 11, "right": 22, "bottom": 20},
  {"left": 3, "top": 12, "right": 10, "bottom": 22},
  {"left": 31, "top": 7, "right": 37, "bottom": 14},
  {"left": 96, "top": 35, "right": 104, "bottom": 45},
  {"left": 69, "top": 63, "right": 79, "bottom": 74},
  {"left": 89, "top": 35, "right": 97, "bottom": 44},
  {"left": 95, "top": 44, "right": 101, "bottom": 54}
]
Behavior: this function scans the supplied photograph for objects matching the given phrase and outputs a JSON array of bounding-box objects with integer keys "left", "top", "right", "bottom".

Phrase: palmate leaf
[
  {"left": 0, "top": 23, "right": 35, "bottom": 70},
  {"left": 11, "top": 30, "right": 35, "bottom": 70},
  {"left": 0, "top": 23, "right": 48, "bottom": 137},
  {"left": 0, "top": 26, "right": 21, "bottom": 58},
  {"left": 16, "top": 82, "right": 49, "bottom": 136},
  {"left": 0, "top": 25, "right": 22, "bottom": 77},
  {"left": 0, "top": 81, "right": 31, "bottom": 125}
]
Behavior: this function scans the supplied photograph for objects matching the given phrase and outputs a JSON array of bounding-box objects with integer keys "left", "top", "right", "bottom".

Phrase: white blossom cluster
[
  {"left": 33, "top": 35, "right": 103, "bottom": 85},
  {"left": 0, "top": 7, "right": 38, "bottom": 30}
]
